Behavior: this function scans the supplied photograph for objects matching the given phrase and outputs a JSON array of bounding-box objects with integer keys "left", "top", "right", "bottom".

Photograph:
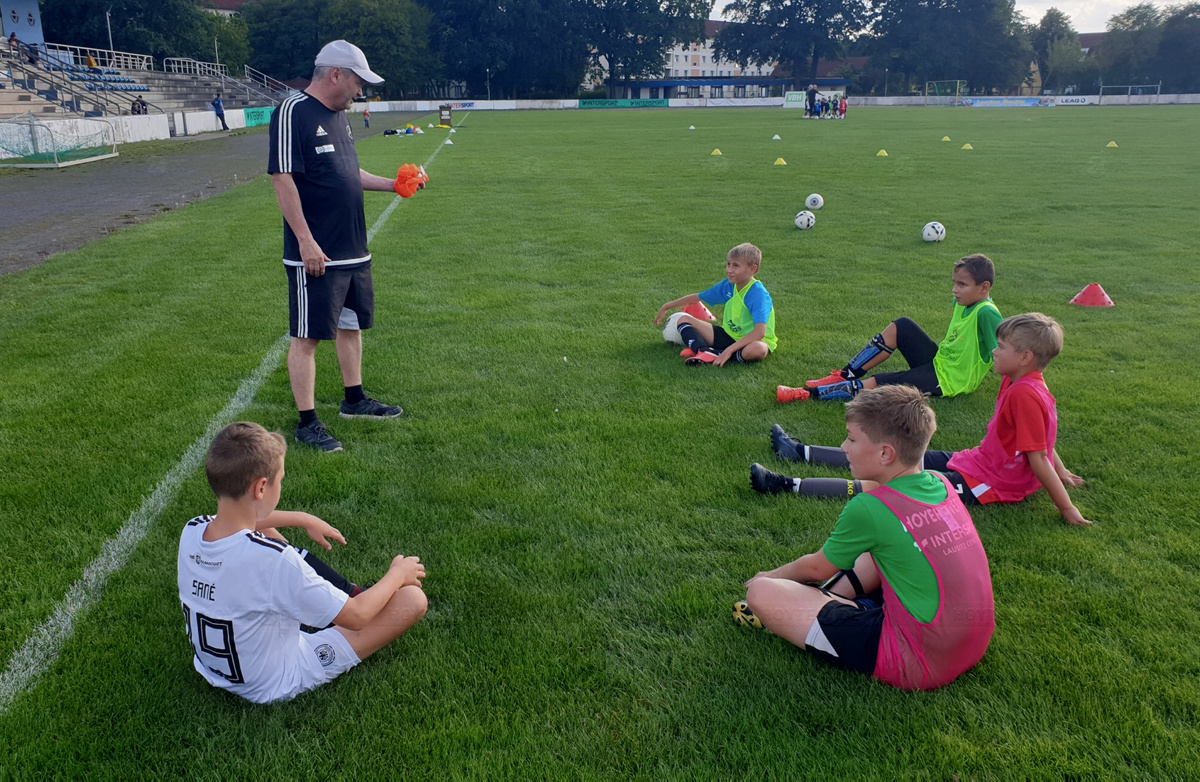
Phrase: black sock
[
  {"left": 808, "top": 445, "right": 851, "bottom": 469},
  {"left": 300, "top": 550, "right": 356, "bottom": 595},
  {"left": 733, "top": 349, "right": 745, "bottom": 363},
  {"left": 798, "top": 478, "right": 864, "bottom": 498},
  {"left": 678, "top": 323, "right": 709, "bottom": 353},
  {"left": 344, "top": 385, "right": 365, "bottom": 405},
  {"left": 298, "top": 409, "right": 319, "bottom": 428}
]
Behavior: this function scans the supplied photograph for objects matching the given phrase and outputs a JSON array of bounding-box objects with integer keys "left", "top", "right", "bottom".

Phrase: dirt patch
[{"left": 0, "top": 113, "right": 425, "bottom": 275}]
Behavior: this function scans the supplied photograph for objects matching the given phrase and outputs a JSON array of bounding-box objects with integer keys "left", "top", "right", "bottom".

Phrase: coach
[{"left": 268, "top": 40, "right": 402, "bottom": 453}]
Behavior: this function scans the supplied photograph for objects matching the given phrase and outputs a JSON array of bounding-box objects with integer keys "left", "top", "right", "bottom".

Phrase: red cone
[
  {"left": 1069, "top": 283, "right": 1114, "bottom": 307},
  {"left": 683, "top": 301, "right": 717, "bottom": 321}
]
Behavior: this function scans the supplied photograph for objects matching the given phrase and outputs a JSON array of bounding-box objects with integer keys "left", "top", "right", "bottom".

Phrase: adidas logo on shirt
[{"left": 315, "top": 125, "right": 327, "bottom": 137}]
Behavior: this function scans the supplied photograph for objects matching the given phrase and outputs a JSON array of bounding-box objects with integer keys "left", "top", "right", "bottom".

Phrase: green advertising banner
[
  {"left": 578, "top": 99, "right": 669, "bottom": 109},
  {"left": 243, "top": 107, "right": 274, "bottom": 127}
]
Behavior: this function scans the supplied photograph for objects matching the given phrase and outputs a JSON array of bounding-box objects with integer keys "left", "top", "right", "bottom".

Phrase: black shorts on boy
[{"left": 868, "top": 317, "right": 941, "bottom": 396}]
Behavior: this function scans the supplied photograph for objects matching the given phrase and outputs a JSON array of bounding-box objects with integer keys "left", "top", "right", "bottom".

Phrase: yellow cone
[
  {"left": 774, "top": 158, "right": 787, "bottom": 166},
  {"left": 961, "top": 143, "right": 973, "bottom": 150},
  {"left": 1106, "top": 141, "right": 1119, "bottom": 148},
  {"left": 876, "top": 149, "right": 888, "bottom": 157},
  {"left": 711, "top": 149, "right": 722, "bottom": 156},
  {"left": 942, "top": 136, "right": 951, "bottom": 141}
]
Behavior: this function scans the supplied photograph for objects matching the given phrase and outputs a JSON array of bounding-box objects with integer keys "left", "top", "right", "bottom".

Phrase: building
[{"left": 202, "top": 0, "right": 251, "bottom": 18}]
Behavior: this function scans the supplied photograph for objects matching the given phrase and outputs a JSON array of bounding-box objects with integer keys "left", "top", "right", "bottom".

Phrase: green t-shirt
[{"left": 821, "top": 472, "right": 948, "bottom": 623}]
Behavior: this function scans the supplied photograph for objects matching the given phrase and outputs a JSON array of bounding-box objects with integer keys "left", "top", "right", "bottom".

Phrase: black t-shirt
[{"left": 267, "top": 92, "right": 369, "bottom": 267}]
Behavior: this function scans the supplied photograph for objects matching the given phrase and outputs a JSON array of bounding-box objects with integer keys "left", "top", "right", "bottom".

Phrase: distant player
[
  {"left": 654, "top": 243, "right": 777, "bottom": 366},
  {"left": 738, "top": 386, "right": 995, "bottom": 690},
  {"left": 778, "top": 254, "right": 1000, "bottom": 402},
  {"left": 177, "top": 422, "right": 427, "bottom": 703}
]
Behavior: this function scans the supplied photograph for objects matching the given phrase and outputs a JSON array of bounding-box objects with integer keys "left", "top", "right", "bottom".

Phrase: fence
[
  {"left": 44, "top": 42, "right": 153, "bottom": 71},
  {"left": 163, "top": 58, "right": 229, "bottom": 78}
]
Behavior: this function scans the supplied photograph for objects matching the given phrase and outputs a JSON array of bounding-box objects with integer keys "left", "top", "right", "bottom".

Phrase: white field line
[{"left": 0, "top": 119, "right": 462, "bottom": 716}]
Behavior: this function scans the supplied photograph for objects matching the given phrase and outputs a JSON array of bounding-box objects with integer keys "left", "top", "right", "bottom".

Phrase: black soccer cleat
[
  {"left": 751, "top": 462, "right": 793, "bottom": 494},
  {"left": 771, "top": 424, "right": 806, "bottom": 463}
]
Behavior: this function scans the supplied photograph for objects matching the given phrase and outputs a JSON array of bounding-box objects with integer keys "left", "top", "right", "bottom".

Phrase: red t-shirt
[{"left": 947, "top": 372, "right": 1058, "bottom": 503}]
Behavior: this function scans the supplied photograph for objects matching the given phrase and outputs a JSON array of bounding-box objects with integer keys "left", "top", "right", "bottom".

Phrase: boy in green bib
[
  {"left": 777, "top": 255, "right": 1000, "bottom": 402},
  {"left": 654, "top": 243, "right": 777, "bottom": 367}
]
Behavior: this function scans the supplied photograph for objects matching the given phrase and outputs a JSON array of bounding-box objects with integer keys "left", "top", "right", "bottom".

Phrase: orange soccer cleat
[
  {"left": 776, "top": 385, "right": 811, "bottom": 403},
  {"left": 805, "top": 369, "right": 848, "bottom": 388}
]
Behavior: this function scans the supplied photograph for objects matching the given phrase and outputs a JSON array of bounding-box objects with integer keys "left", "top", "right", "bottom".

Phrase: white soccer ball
[
  {"left": 922, "top": 221, "right": 946, "bottom": 242},
  {"left": 794, "top": 211, "right": 816, "bottom": 230},
  {"left": 663, "top": 311, "right": 686, "bottom": 344},
  {"left": 805, "top": 193, "right": 824, "bottom": 210}
]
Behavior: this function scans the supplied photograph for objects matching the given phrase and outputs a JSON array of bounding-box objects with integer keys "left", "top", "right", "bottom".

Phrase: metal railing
[
  {"left": 244, "top": 65, "right": 292, "bottom": 97},
  {"left": 1, "top": 48, "right": 136, "bottom": 118},
  {"left": 163, "top": 58, "right": 229, "bottom": 78},
  {"left": 44, "top": 42, "right": 154, "bottom": 71}
]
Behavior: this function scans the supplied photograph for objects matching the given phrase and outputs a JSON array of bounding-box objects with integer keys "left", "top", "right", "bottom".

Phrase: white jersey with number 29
[{"left": 177, "top": 516, "right": 348, "bottom": 703}]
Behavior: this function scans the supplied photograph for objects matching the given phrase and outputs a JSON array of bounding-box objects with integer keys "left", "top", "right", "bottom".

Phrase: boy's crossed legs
[{"left": 676, "top": 314, "right": 769, "bottom": 365}]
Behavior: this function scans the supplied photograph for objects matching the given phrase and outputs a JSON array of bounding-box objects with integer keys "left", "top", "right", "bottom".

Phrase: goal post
[
  {"left": 925, "top": 80, "right": 968, "bottom": 106},
  {"left": 0, "top": 113, "right": 118, "bottom": 169}
]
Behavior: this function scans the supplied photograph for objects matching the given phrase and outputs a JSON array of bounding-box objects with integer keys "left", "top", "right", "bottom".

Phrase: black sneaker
[
  {"left": 771, "top": 424, "right": 805, "bottom": 462},
  {"left": 340, "top": 395, "right": 403, "bottom": 419},
  {"left": 296, "top": 420, "right": 343, "bottom": 452},
  {"left": 751, "top": 462, "right": 792, "bottom": 494}
]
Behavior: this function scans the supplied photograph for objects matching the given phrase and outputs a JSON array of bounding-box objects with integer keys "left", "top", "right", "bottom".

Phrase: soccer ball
[
  {"left": 663, "top": 311, "right": 686, "bottom": 344},
  {"left": 922, "top": 221, "right": 946, "bottom": 242},
  {"left": 805, "top": 193, "right": 824, "bottom": 210},
  {"left": 794, "top": 211, "right": 816, "bottom": 230}
]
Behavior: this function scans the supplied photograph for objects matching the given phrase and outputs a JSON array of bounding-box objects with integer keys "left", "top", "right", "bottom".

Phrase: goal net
[
  {"left": 0, "top": 113, "right": 118, "bottom": 168},
  {"left": 925, "top": 80, "right": 968, "bottom": 106}
]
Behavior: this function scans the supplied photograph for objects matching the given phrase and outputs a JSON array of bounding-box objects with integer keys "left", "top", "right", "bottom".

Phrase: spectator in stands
[
  {"left": 7, "top": 33, "right": 18, "bottom": 54},
  {"left": 24, "top": 42, "right": 39, "bottom": 66},
  {"left": 137, "top": 96, "right": 148, "bottom": 114},
  {"left": 86, "top": 53, "right": 98, "bottom": 70},
  {"left": 212, "top": 92, "right": 229, "bottom": 131}
]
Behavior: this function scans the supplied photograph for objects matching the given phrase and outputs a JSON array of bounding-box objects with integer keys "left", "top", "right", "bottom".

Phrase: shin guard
[
  {"left": 812, "top": 379, "right": 862, "bottom": 402},
  {"left": 300, "top": 550, "right": 356, "bottom": 596},
  {"left": 678, "top": 323, "right": 709, "bottom": 353},
  {"left": 798, "top": 478, "right": 864, "bottom": 499},
  {"left": 845, "top": 333, "right": 894, "bottom": 378}
]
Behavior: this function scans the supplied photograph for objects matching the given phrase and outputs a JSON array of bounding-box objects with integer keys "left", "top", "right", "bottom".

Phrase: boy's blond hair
[
  {"left": 728, "top": 243, "right": 762, "bottom": 269},
  {"left": 954, "top": 254, "right": 995, "bottom": 286},
  {"left": 844, "top": 385, "right": 937, "bottom": 467},
  {"left": 205, "top": 422, "right": 287, "bottom": 499},
  {"left": 996, "top": 312, "right": 1063, "bottom": 369}
]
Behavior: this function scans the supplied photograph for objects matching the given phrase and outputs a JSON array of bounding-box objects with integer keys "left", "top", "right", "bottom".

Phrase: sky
[{"left": 709, "top": 1, "right": 1175, "bottom": 33}]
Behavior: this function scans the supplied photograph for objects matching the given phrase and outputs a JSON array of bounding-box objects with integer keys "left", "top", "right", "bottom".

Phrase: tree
[
  {"left": 714, "top": 0, "right": 872, "bottom": 89},
  {"left": 425, "top": 0, "right": 590, "bottom": 98},
  {"left": 40, "top": 0, "right": 250, "bottom": 67},
  {"left": 1153, "top": 3, "right": 1200, "bottom": 92},
  {"left": 1030, "top": 7, "right": 1077, "bottom": 83},
  {"left": 1042, "top": 34, "right": 1088, "bottom": 91},
  {"left": 241, "top": 0, "right": 326, "bottom": 81},
  {"left": 322, "top": 0, "right": 438, "bottom": 97},
  {"left": 1092, "top": 3, "right": 1163, "bottom": 84},
  {"left": 584, "top": 0, "right": 712, "bottom": 96}
]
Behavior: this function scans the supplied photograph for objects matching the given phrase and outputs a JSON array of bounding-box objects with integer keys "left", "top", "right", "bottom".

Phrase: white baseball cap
[{"left": 314, "top": 40, "right": 383, "bottom": 84}]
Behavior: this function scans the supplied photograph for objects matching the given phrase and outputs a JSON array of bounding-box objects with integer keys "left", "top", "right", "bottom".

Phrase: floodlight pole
[
  {"left": 486, "top": 68, "right": 491, "bottom": 101},
  {"left": 105, "top": 7, "right": 114, "bottom": 53},
  {"left": 884, "top": 68, "right": 888, "bottom": 97},
  {"left": 214, "top": 35, "right": 219, "bottom": 65}
]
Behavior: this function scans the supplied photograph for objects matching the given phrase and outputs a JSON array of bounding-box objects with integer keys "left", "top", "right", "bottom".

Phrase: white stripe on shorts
[{"left": 295, "top": 266, "right": 308, "bottom": 338}]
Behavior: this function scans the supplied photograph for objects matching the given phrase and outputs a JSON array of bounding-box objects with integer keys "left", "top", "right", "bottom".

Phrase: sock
[
  {"left": 844, "top": 333, "right": 894, "bottom": 378},
  {"left": 300, "top": 550, "right": 357, "bottom": 596},
  {"left": 797, "top": 478, "right": 865, "bottom": 498},
  {"left": 733, "top": 349, "right": 745, "bottom": 363},
  {"left": 677, "top": 323, "right": 709, "bottom": 353},
  {"left": 344, "top": 384, "right": 365, "bottom": 405},
  {"left": 298, "top": 409, "right": 319, "bottom": 428},
  {"left": 807, "top": 445, "right": 851, "bottom": 469},
  {"left": 812, "top": 379, "right": 862, "bottom": 402}
]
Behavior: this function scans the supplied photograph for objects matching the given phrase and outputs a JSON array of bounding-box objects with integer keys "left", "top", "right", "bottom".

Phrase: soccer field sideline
[{"left": 0, "top": 115, "right": 467, "bottom": 716}]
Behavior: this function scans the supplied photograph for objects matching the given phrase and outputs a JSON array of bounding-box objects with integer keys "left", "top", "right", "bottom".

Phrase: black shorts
[
  {"left": 921, "top": 452, "right": 980, "bottom": 506},
  {"left": 871, "top": 317, "right": 942, "bottom": 396},
  {"left": 807, "top": 598, "right": 884, "bottom": 674},
  {"left": 287, "top": 262, "right": 375, "bottom": 341},
  {"left": 709, "top": 325, "right": 737, "bottom": 352}
]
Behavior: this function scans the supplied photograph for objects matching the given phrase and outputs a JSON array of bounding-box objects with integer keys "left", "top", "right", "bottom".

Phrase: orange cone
[
  {"left": 1069, "top": 283, "right": 1114, "bottom": 307},
  {"left": 683, "top": 301, "right": 717, "bottom": 321}
]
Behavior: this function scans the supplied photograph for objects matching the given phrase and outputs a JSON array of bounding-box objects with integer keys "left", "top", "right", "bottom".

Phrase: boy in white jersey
[
  {"left": 177, "top": 422, "right": 427, "bottom": 703},
  {"left": 654, "top": 242, "right": 778, "bottom": 366}
]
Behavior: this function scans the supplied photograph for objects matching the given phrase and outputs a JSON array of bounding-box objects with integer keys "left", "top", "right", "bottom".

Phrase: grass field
[{"left": 1, "top": 104, "right": 1199, "bottom": 776}]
